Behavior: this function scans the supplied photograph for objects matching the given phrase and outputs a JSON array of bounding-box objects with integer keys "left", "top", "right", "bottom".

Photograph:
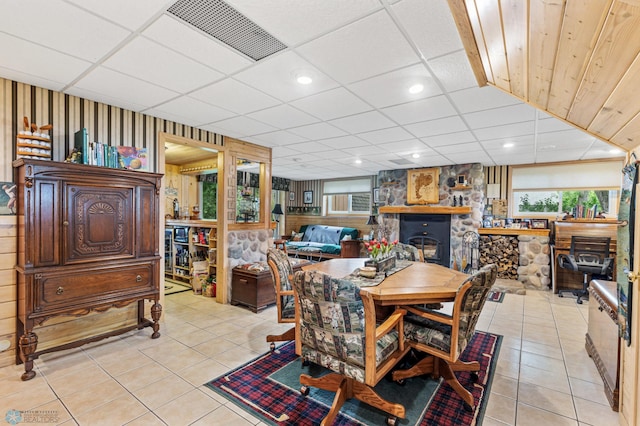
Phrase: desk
[{"left": 302, "top": 258, "right": 468, "bottom": 305}]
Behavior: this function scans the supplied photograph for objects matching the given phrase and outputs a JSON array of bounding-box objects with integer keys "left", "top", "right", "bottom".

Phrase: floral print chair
[
  {"left": 265, "top": 248, "right": 296, "bottom": 351},
  {"left": 294, "top": 269, "right": 408, "bottom": 425},
  {"left": 392, "top": 264, "right": 498, "bottom": 411}
]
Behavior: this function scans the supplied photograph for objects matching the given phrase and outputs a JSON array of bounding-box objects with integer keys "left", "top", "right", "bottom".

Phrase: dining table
[{"left": 302, "top": 257, "right": 469, "bottom": 306}]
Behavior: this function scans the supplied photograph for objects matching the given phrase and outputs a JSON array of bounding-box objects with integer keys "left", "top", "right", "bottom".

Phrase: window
[
  {"left": 199, "top": 181, "right": 217, "bottom": 220},
  {"left": 323, "top": 178, "right": 373, "bottom": 215},
  {"left": 510, "top": 160, "right": 623, "bottom": 218}
]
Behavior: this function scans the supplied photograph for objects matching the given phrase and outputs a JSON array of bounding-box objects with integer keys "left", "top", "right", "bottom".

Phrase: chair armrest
[
  {"left": 403, "top": 305, "right": 454, "bottom": 326},
  {"left": 277, "top": 289, "right": 294, "bottom": 296},
  {"left": 375, "top": 308, "right": 406, "bottom": 340},
  {"left": 557, "top": 254, "right": 578, "bottom": 271},
  {"left": 601, "top": 257, "right": 614, "bottom": 275}
]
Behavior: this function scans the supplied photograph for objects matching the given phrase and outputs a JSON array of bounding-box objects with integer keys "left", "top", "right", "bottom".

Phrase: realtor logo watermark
[{"left": 5, "top": 409, "right": 60, "bottom": 424}]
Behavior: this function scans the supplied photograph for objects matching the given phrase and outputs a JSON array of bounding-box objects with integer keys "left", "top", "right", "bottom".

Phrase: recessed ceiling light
[
  {"left": 408, "top": 84, "right": 424, "bottom": 94},
  {"left": 296, "top": 75, "right": 313, "bottom": 85},
  {"left": 412, "top": 153, "right": 420, "bottom": 158},
  {"left": 503, "top": 143, "right": 514, "bottom": 148},
  {"left": 609, "top": 148, "right": 622, "bottom": 154},
  {"left": 354, "top": 159, "right": 362, "bottom": 164}
]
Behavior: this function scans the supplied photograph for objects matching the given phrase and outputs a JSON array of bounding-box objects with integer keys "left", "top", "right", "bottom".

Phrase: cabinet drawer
[{"left": 36, "top": 263, "right": 156, "bottom": 311}]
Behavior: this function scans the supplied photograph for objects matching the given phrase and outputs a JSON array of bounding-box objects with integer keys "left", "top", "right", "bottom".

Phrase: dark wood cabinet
[
  {"left": 231, "top": 267, "right": 276, "bottom": 313},
  {"left": 14, "top": 159, "right": 163, "bottom": 381},
  {"left": 340, "top": 239, "right": 362, "bottom": 258}
]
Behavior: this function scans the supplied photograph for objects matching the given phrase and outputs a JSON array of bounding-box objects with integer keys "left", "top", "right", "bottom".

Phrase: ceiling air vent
[
  {"left": 167, "top": 0, "right": 287, "bottom": 61},
  {"left": 389, "top": 158, "right": 414, "bottom": 165}
]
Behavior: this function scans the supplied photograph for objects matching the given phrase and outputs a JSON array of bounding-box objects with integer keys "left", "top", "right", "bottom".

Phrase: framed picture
[
  {"left": 289, "top": 191, "right": 295, "bottom": 201},
  {"left": 492, "top": 219, "right": 503, "bottom": 228},
  {"left": 482, "top": 218, "right": 492, "bottom": 228},
  {"left": 407, "top": 168, "right": 439, "bottom": 204},
  {"left": 457, "top": 174, "right": 466, "bottom": 185},
  {"left": 531, "top": 218, "right": 548, "bottom": 229},
  {"left": 520, "top": 219, "right": 531, "bottom": 229},
  {"left": 373, "top": 187, "right": 381, "bottom": 204},
  {"left": 0, "top": 182, "right": 17, "bottom": 215},
  {"left": 303, "top": 190, "right": 313, "bottom": 204}
]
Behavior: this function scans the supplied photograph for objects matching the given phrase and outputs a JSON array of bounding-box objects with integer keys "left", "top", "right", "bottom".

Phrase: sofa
[{"left": 285, "top": 225, "right": 359, "bottom": 259}]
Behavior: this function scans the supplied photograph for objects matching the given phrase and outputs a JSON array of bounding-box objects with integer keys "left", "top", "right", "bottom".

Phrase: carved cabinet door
[{"left": 63, "top": 182, "right": 135, "bottom": 264}]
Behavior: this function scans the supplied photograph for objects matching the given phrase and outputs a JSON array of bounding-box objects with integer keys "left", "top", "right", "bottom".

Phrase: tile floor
[{"left": 0, "top": 288, "right": 620, "bottom": 425}]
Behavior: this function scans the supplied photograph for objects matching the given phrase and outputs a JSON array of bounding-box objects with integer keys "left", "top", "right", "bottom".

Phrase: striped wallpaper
[
  {"left": 484, "top": 165, "right": 510, "bottom": 200},
  {"left": 0, "top": 77, "right": 224, "bottom": 182}
]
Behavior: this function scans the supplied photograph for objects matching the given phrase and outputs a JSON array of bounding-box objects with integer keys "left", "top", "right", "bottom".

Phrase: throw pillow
[{"left": 292, "top": 232, "right": 303, "bottom": 242}]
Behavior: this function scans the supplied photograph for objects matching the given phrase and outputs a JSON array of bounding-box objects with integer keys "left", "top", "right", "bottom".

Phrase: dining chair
[
  {"left": 391, "top": 241, "right": 424, "bottom": 262},
  {"left": 392, "top": 263, "right": 498, "bottom": 411},
  {"left": 265, "top": 248, "right": 296, "bottom": 351},
  {"left": 293, "top": 269, "right": 408, "bottom": 425}
]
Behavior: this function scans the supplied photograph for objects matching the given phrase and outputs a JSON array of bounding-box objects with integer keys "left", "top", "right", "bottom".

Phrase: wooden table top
[{"left": 303, "top": 258, "right": 469, "bottom": 306}]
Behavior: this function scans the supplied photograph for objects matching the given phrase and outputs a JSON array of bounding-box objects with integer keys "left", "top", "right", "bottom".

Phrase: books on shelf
[
  {"left": 571, "top": 204, "right": 599, "bottom": 219},
  {"left": 72, "top": 128, "right": 147, "bottom": 170}
]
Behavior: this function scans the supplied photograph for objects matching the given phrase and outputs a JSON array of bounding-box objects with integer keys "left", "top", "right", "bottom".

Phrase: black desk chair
[{"left": 557, "top": 236, "right": 614, "bottom": 304}]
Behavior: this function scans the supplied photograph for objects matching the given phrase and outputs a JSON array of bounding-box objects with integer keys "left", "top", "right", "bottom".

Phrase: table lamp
[
  {"left": 366, "top": 214, "right": 378, "bottom": 240},
  {"left": 271, "top": 203, "right": 284, "bottom": 237}
]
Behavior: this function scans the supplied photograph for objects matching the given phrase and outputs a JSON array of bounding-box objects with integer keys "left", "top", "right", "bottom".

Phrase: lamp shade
[
  {"left": 271, "top": 203, "right": 284, "bottom": 215},
  {"left": 366, "top": 215, "right": 378, "bottom": 225}
]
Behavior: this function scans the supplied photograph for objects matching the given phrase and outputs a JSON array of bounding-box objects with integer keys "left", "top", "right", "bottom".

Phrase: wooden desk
[{"left": 302, "top": 258, "right": 468, "bottom": 306}]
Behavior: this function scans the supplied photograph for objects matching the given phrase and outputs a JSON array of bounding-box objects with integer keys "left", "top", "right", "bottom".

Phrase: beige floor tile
[
  {"left": 215, "top": 346, "right": 263, "bottom": 370},
  {"left": 193, "top": 337, "right": 241, "bottom": 358},
  {"left": 178, "top": 358, "right": 231, "bottom": 386},
  {"left": 61, "top": 379, "right": 130, "bottom": 418},
  {"left": 481, "top": 417, "right": 513, "bottom": 426},
  {"left": 518, "top": 381, "right": 576, "bottom": 419},
  {"left": 114, "top": 361, "right": 173, "bottom": 391},
  {"left": 484, "top": 393, "right": 517, "bottom": 425},
  {"left": 191, "top": 405, "right": 256, "bottom": 425},
  {"left": 490, "top": 374, "right": 518, "bottom": 399},
  {"left": 132, "top": 373, "right": 196, "bottom": 409},
  {"left": 0, "top": 381, "right": 58, "bottom": 413},
  {"left": 125, "top": 412, "right": 166, "bottom": 426},
  {"left": 172, "top": 329, "right": 217, "bottom": 348},
  {"left": 520, "top": 351, "right": 567, "bottom": 375},
  {"left": 515, "top": 402, "right": 578, "bottom": 426},
  {"left": 44, "top": 364, "right": 113, "bottom": 397},
  {"left": 521, "top": 339, "right": 563, "bottom": 360},
  {"left": 95, "top": 348, "right": 153, "bottom": 376},
  {"left": 74, "top": 394, "right": 149, "bottom": 426},
  {"left": 155, "top": 347, "right": 209, "bottom": 372},
  {"left": 519, "top": 364, "right": 571, "bottom": 394},
  {"left": 568, "top": 377, "right": 610, "bottom": 406},
  {"left": 573, "top": 396, "right": 618, "bottom": 425},
  {"left": 153, "top": 388, "right": 216, "bottom": 426}
]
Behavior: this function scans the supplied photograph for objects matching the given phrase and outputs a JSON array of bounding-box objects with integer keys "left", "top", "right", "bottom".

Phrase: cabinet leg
[
  {"left": 151, "top": 302, "right": 162, "bottom": 339},
  {"left": 19, "top": 331, "right": 38, "bottom": 381}
]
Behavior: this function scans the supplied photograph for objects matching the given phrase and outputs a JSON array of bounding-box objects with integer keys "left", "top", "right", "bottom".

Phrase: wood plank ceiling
[{"left": 448, "top": 0, "right": 640, "bottom": 153}]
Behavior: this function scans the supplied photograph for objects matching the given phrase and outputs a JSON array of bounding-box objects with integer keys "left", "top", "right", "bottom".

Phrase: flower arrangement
[{"left": 364, "top": 237, "right": 398, "bottom": 261}]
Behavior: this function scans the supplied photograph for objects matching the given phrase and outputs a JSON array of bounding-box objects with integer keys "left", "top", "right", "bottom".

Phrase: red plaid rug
[{"left": 205, "top": 331, "right": 501, "bottom": 425}]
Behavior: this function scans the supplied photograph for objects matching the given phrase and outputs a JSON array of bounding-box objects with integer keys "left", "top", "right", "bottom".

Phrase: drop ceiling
[{"left": 0, "top": 0, "right": 627, "bottom": 180}]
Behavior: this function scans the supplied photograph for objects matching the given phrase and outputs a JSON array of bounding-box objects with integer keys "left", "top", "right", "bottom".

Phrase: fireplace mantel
[{"left": 379, "top": 206, "right": 472, "bottom": 215}]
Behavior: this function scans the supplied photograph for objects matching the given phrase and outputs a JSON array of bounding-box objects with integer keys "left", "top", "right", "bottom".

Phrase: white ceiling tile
[
  {"left": 382, "top": 95, "right": 457, "bottom": 125},
  {"left": 329, "top": 111, "right": 395, "bottom": 134},
  {"left": 66, "top": 0, "right": 170, "bottom": 31},
  {"left": 0, "top": 33, "right": 90, "bottom": 89},
  {"left": 288, "top": 123, "right": 348, "bottom": 140},
  {"left": 348, "top": 64, "right": 442, "bottom": 108},
  {"left": 0, "top": 0, "right": 130, "bottom": 62},
  {"left": 404, "top": 115, "right": 468, "bottom": 138},
  {"left": 473, "top": 122, "right": 534, "bottom": 141},
  {"left": 225, "top": 0, "right": 382, "bottom": 45},
  {"left": 313, "top": 135, "right": 370, "bottom": 149},
  {"left": 312, "top": 150, "right": 355, "bottom": 160},
  {"left": 191, "top": 79, "right": 280, "bottom": 114},
  {"left": 449, "top": 86, "right": 520, "bottom": 114},
  {"left": 291, "top": 88, "right": 371, "bottom": 120},
  {"left": 283, "top": 141, "right": 336, "bottom": 154},
  {"left": 536, "top": 149, "right": 589, "bottom": 163},
  {"left": 392, "top": 0, "right": 463, "bottom": 59},
  {"left": 72, "top": 66, "right": 178, "bottom": 108},
  {"left": 358, "top": 127, "right": 415, "bottom": 144},
  {"left": 247, "top": 104, "right": 319, "bottom": 129},
  {"left": 537, "top": 117, "right": 576, "bottom": 133},
  {"left": 147, "top": 96, "right": 236, "bottom": 126},
  {"left": 103, "top": 37, "right": 223, "bottom": 93},
  {"left": 65, "top": 87, "right": 147, "bottom": 113},
  {"left": 234, "top": 51, "right": 339, "bottom": 102},
  {"left": 0, "top": 66, "right": 66, "bottom": 92},
  {"left": 296, "top": 10, "right": 419, "bottom": 84},
  {"left": 212, "top": 116, "right": 278, "bottom": 136},
  {"left": 481, "top": 135, "right": 535, "bottom": 150},
  {"left": 143, "top": 15, "right": 253, "bottom": 75},
  {"left": 436, "top": 142, "right": 484, "bottom": 154},
  {"left": 463, "top": 104, "right": 537, "bottom": 129},
  {"left": 250, "top": 130, "right": 309, "bottom": 146},
  {"left": 420, "top": 131, "right": 477, "bottom": 147},
  {"left": 342, "top": 144, "right": 388, "bottom": 157},
  {"left": 427, "top": 50, "right": 478, "bottom": 92},
  {"left": 444, "top": 151, "right": 492, "bottom": 164},
  {"left": 381, "top": 139, "right": 431, "bottom": 155}
]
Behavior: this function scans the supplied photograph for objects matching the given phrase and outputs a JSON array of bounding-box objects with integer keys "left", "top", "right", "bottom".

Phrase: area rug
[
  {"left": 205, "top": 331, "right": 501, "bottom": 426},
  {"left": 164, "top": 280, "right": 192, "bottom": 295},
  {"left": 487, "top": 291, "right": 505, "bottom": 303}
]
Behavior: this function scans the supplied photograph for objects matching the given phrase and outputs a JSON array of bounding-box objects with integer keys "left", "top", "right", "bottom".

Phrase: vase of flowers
[{"left": 364, "top": 238, "right": 398, "bottom": 273}]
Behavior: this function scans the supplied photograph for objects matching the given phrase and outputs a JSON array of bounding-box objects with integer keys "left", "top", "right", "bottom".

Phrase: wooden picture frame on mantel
[{"left": 407, "top": 168, "right": 439, "bottom": 205}]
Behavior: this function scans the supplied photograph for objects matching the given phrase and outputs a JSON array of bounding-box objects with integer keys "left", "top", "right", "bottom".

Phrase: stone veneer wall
[
  {"left": 227, "top": 230, "right": 271, "bottom": 298},
  {"left": 517, "top": 235, "right": 551, "bottom": 289},
  {"left": 377, "top": 163, "right": 485, "bottom": 268}
]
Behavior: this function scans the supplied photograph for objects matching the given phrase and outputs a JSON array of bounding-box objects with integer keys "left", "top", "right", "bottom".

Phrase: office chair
[
  {"left": 392, "top": 264, "right": 498, "bottom": 411},
  {"left": 557, "top": 236, "right": 613, "bottom": 304},
  {"left": 265, "top": 248, "right": 296, "bottom": 351},
  {"left": 294, "top": 270, "right": 408, "bottom": 425}
]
